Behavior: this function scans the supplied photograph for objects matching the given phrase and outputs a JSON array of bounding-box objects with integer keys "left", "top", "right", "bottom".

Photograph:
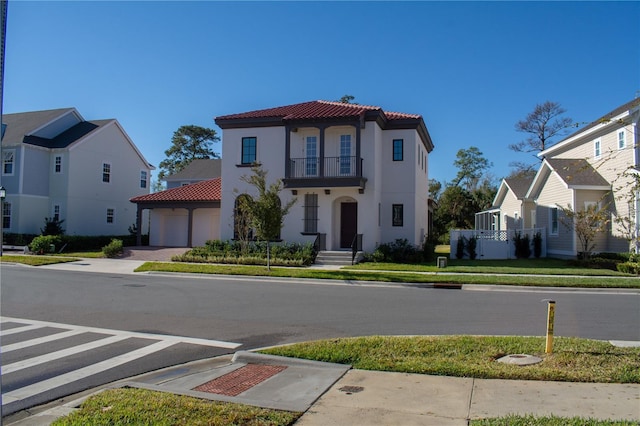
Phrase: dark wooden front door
[{"left": 340, "top": 202, "right": 358, "bottom": 248}]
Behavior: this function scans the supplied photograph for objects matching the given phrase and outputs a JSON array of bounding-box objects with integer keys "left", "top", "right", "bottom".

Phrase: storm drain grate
[{"left": 193, "top": 364, "right": 287, "bottom": 397}]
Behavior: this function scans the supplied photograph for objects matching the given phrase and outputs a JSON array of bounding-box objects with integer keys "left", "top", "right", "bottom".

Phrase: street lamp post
[{"left": 0, "top": 185, "right": 5, "bottom": 257}]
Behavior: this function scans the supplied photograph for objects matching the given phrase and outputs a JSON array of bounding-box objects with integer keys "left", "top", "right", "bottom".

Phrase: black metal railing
[
  {"left": 288, "top": 156, "right": 362, "bottom": 179},
  {"left": 351, "top": 233, "right": 363, "bottom": 264}
]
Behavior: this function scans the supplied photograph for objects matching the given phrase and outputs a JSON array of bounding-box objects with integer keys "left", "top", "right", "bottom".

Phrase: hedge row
[{"left": 3, "top": 233, "right": 148, "bottom": 252}]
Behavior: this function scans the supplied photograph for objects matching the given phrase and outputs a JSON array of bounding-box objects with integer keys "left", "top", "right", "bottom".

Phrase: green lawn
[
  {"left": 0, "top": 255, "right": 80, "bottom": 266},
  {"left": 134, "top": 261, "right": 640, "bottom": 288}
]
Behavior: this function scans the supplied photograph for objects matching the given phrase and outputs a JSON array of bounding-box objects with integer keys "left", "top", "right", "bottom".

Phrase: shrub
[
  {"left": 533, "top": 232, "right": 542, "bottom": 258},
  {"left": 422, "top": 236, "right": 437, "bottom": 262},
  {"left": 455, "top": 237, "right": 465, "bottom": 259},
  {"left": 102, "top": 239, "right": 123, "bottom": 258},
  {"left": 174, "top": 240, "right": 315, "bottom": 266},
  {"left": 465, "top": 236, "right": 477, "bottom": 260},
  {"left": 514, "top": 232, "right": 531, "bottom": 259},
  {"left": 617, "top": 262, "right": 640, "bottom": 275},
  {"left": 29, "top": 235, "right": 62, "bottom": 254},
  {"left": 41, "top": 217, "right": 65, "bottom": 236}
]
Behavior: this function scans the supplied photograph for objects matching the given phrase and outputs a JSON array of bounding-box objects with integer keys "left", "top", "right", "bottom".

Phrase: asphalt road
[{"left": 1, "top": 265, "right": 639, "bottom": 416}]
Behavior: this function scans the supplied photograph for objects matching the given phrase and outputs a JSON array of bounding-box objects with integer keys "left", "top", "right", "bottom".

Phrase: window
[
  {"left": 393, "top": 139, "right": 403, "bottom": 161},
  {"left": 594, "top": 139, "right": 601, "bottom": 158},
  {"left": 241, "top": 137, "right": 257, "bottom": 165},
  {"left": 106, "top": 208, "right": 115, "bottom": 224},
  {"left": 3, "top": 150, "right": 14, "bottom": 175},
  {"left": 102, "top": 163, "right": 111, "bottom": 183},
  {"left": 140, "top": 171, "right": 148, "bottom": 188},
  {"left": 54, "top": 156, "right": 62, "bottom": 173},
  {"left": 340, "top": 135, "right": 352, "bottom": 175},
  {"left": 550, "top": 207, "right": 558, "bottom": 235},
  {"left": 618, "top": 130, "right": 626, "bottom": 150},
  {"left": 53, "top": 205, "right": 60, "bottom": 222},
  {"left": 306, "top": 136, "right": 317, "bottom": 176},
  {"left": 2, "top": 201, "right": 11, "bottom": 229},
  {"left": 304, "top": 193, "right": 319, "bottom": 233},
  {"left": 392, "top": 204, "right": 403, "bottom": 227}
]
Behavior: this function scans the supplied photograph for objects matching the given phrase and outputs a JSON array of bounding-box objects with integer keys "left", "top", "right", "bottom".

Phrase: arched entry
[{"left": 340, "top": 201, "right": 358, "bottom": 248}]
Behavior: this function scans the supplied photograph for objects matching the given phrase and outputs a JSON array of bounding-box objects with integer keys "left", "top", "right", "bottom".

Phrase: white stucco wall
[{"left": 66, "top": 122, "right": 151, "bottom": 235}]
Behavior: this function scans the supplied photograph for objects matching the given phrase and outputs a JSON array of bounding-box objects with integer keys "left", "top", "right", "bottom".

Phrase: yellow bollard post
[{"left": 545, "top": 300, "right": 556, "bottom": 354}]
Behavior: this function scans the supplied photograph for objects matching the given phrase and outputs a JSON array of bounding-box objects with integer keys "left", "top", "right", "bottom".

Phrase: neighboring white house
[
  {"left": 214, "top": 100, "right": 434, "bottom": 253},
  {"left": 476, "top": 98, "right": 640, "bottom": 257},
  {"left": 1, "top": 108, "right": 153, "bottom": 236}
]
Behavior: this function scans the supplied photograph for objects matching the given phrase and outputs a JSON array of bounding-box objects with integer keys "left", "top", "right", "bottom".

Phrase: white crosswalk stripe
[{"left": 0, "top": 316, "right": 241, "bottom": 406}]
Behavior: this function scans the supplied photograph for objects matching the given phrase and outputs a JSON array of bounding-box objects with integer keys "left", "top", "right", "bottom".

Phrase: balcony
[{"left": 283, "top": 156, "right": 367, "bottom": 190}]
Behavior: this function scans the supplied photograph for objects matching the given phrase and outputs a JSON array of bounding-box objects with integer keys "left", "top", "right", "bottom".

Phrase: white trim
[
  {"left": 102, "top": 162, "right": 112, "bottom": 184},
  {"left": 53, "top": 155, "right": 63, "bottom": 174},
  {"left": 2, "top": 148, "right": 15, "bottom": 176}
]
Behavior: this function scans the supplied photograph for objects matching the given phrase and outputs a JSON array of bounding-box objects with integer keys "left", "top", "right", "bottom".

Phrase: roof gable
[
  {"left": 527, "top": 158, "right": 610, "bottom": 199},
  {"left": 1, "top": 108, "right": 79, "bottom": 144}
]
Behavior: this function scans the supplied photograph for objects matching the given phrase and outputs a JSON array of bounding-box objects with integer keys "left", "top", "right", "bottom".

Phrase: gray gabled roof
[
  {"left": 2, "top": 108, "right": 79, "bottom": 144},
  {"left": 504, "top": 177, "right": 534, "bottom": 199},
  {"left": 545, "top": 158, "right": 610, "bottom": 188},
  {"left": 164, "top": 159, "right": 222, "bottom": 181}
]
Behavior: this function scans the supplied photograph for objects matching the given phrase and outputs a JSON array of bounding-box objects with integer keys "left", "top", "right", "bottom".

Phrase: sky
[{"left": 3, "top": 1, "right": 639, "bottom": 188}]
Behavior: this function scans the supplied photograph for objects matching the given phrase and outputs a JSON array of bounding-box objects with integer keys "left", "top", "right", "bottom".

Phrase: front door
[{"left": 340, "top": 202, "right": 357, "bottom": 248}]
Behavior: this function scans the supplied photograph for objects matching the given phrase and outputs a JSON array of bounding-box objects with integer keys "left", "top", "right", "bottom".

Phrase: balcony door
[
  {"left": 306, "top": 136, "right": 318, "bottom": 176},
  {"left": 340, "top": 135, "right": 351, "bottom": 175},
  {"left": 340, "top": 202, "right": 357, "bottom": 248}
]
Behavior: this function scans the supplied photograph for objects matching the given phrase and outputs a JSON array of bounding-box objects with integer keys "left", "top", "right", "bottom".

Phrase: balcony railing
[{"left": 288, "top": 156, "right": 362, "bottom": 179}]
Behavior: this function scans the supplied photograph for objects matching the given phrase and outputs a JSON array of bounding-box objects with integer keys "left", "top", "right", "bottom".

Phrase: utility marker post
[{"left": 545, "top": 300, "right": 556, "bottom": 354}]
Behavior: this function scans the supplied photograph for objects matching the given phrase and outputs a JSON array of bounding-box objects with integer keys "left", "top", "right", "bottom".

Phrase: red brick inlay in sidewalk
[{"left": 193, "top": 364, "right": 287, "bottom": 397}]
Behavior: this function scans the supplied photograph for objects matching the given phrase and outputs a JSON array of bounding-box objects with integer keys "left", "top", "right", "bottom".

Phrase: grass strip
[
  {"left": 52, "top": 388, "right": 300, "bottom": 426},
  {"left": 0, "top": 255, "right": 80, "bottom": 266},
  {"left": 470, "top": 415, "right": 637, "bottom": 425},
  {"left": 261, "top": 336, "right": 640, "bottom": 383},
  {"left": 134, "top": 262, "right": 640, "bottom": 288}
]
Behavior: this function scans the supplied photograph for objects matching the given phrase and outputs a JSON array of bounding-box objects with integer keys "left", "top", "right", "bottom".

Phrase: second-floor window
[
  {"left": 53, "top": 205, "right": 60, "bottom": 222},
  {"left": 140, "top": 171, "right": 148, "bottom": 188},
  {"left": 242, "top": 137, "right": 257, "bottom": 165},
  {"left": 618, "top": 130, "right": 626, "bottom": 150},
  {"left": 3, "top": 150, "right": 14, "bottom": 175},
  {"left": 102, "top": 163, "right": 111, "bottom": 183},
  {"left": 594, "top": 139, "right": 601, "bottom": 159},
  {"left": 54, "top": 156, "right": 62, "bottom": 173},
  {"left": 393, "top": 139, "right": 403, "bottom": 161},
  {"left": 106, "top": 208, "right": 115, "bottom": 224},
  {"left": 304, "top": 193, "right": 319, "bottom": 233},
  {"left": 2, "top": 202, "right": 11, "bottom": 229}
]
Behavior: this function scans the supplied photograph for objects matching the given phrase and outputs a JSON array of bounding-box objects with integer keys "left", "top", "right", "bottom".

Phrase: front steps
[{"left": 314, "top": 250, "right": 356, "bottom": 267}]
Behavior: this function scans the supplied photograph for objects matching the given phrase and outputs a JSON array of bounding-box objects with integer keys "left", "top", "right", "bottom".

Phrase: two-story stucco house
[
  {"left": 477, "top": 98, "right": 640, "bottom": 257},
  {"left": 214, "top": 100, "right": 434, "bottom": 253},
  {"left": 1, "top": 108, "right": 153, "bottom": 236}
]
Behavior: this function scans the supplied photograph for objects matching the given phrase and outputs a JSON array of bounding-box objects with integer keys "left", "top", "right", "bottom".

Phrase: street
[{"left": 1, "top": 265, "right": 639, "bottom": 416}]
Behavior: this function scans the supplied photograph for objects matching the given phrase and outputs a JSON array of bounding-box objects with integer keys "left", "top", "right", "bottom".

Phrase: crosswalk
[{"left": 1, "top": 316, "right": 241, "bottom": 413}]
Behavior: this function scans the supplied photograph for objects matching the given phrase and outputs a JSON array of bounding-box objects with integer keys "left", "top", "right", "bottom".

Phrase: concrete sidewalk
[{"left": 10, "top": 351, "right": 640, "bottom": 425}]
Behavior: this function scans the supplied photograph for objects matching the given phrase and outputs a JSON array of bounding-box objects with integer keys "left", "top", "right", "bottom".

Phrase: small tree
[
  {"left": 558, "top": 203, "right": 610, "bottom": 259},
  {"left": 238, "top": 165, "right": 296, "bottom": 270},
  {"left": 41, "top": 217, "right": 65, "bottom": 236}
]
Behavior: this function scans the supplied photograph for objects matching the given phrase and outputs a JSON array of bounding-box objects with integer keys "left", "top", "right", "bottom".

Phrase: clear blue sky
[{"left": 4, "top": 1, "right": 639, "bottom": 187}]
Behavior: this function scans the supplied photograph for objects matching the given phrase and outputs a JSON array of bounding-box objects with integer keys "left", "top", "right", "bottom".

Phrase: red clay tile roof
[
  {"left": 215, "top": 100, "right": 433, "bottom": 152},
  {"left": 131, "top": 178, "right": 221, "bottom": 203},
  {"left": 215, "top": 100, "right": 420, "bottom": 122}
]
